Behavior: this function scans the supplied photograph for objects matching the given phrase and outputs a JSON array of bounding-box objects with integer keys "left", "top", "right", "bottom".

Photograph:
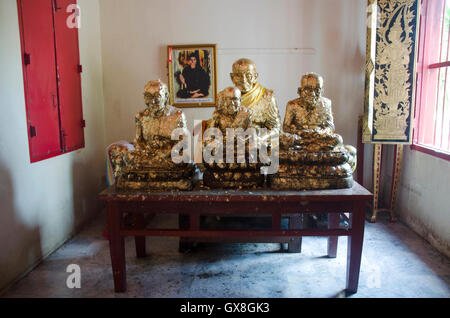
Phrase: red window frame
[
  {"left": 17, "top": 0, "right": 85, "bottom": 163},
  {"left": 413, "top": 0, "right": 450, "bottom": 161}
]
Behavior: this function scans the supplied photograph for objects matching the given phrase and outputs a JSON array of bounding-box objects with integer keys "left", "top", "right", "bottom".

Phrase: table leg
[
  {"left": 107, "top": 201, "right": 126, "bottom": 292},
  {"left": 134, "top": 214, "right": 146, "bottom": 258},
  {"left": 327, "top": 213, "right": 340, "bottom": 258},
  {"left": 346, "top": 201, "right": 365, "bottom": 295},
  {"left": 190, "top": 213, "right": 200, "bottom": 230},
  {"left": 272, "top": 213, "right": 281, "bottom": 229},
  {"left": 357, "top": 116, "right": 365, "bottom": 185},
  {"left": 288, "top": 215, "right": 302, "bottom": 253},
  {"left": 179, "top": 214, "right": 195, "bottom": 253}
]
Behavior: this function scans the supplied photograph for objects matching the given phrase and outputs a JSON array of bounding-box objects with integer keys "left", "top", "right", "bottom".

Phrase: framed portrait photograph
[{"left": 168, "top": 44, "right": 218, "bottom": 108}]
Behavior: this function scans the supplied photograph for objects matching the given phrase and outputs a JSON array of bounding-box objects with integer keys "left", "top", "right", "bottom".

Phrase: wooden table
[{"left": 99, "top": 182, "right": 372, "bottom": 295}]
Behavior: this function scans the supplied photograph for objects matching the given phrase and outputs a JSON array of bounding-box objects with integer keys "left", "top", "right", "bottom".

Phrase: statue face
[
  {"left": 144, "top": 81, "right": 168, "bottom": 112},
  {"left": 144, "top": 92, "right": 165, "bottom": 109},
  {"left": 299, "top": 85, "right": 322, "bottom": 105},
  {"left": 217, "top": 87, "right": 241, "bottom": 115},
  {"left": 230, "top": 60, "right": 258, "bottom": 93},
  {"left": 299, "top": 74, "right": 323, "bottom": 105}
]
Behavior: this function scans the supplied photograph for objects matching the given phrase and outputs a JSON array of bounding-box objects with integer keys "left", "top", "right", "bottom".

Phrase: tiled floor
[{"left": 2, "top": 212, "right": 450, "bottom": 298}]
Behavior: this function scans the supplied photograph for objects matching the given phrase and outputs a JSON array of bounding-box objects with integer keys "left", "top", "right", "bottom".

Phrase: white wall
[
  {"left": 0, "top": 0, "right": 106, "bottom": 292},
  {"left": 99, "top": 0, "right": 367, "bottom": 150},
  {"left": 361, "top": 141, "right": 450, "bottom": 258},
  {"left": 379, "top": 146, "right": 450, "bottom": 257}
]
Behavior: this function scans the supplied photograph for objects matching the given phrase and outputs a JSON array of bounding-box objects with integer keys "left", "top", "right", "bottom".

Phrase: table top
[{"left": 99, "top": 182, "right": 372, "bottom": 203}]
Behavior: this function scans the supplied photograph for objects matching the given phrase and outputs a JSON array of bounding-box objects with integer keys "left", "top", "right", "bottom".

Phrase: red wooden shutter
[
  {"left": 18, "top": 0, "right": 62, "bottom": 162},
  {"left": 54, "top": 0, "right": 85, "bottom": 152}
]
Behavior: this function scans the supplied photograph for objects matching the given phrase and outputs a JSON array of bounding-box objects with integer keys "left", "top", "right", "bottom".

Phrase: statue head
[
  {"left": 230, "top": 58, "right": 259, "bottom": 94},
  {"left": 144, "top": 80, "right": 169, "bottom": 112},
  {"left": 298, "top": 73, "right": 324, "bottom": 105},
  {"left": 217, "top": 86, "right": 241, "bottom": 116}
]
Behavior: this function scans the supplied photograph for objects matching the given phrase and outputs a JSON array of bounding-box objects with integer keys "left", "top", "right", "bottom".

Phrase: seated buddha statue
[
  {"left": 230, "top": 58, "right": 282, "bottom": 146},
  {"left": 202, "top": 87, "right": 264, "bottom": 189},
  {"left": 272, "top": 73, "right": 356, "bottom": 190},
  {"left": 281, "top": 73, "right": 344, "bottom": 152},
  {"left": 111, "top": 80, "right": 195, "bottom": 191},
  {"left": 205, "top": 86, "right": 251, "bottom": 134},
  {"left": 127, "top": 80, "right": 190, "bottom": 169}
]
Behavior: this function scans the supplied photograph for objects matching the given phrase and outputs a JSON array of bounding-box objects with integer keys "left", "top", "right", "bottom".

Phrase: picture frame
[{"left": 167, "top": 44, "right": 218, "bottom": 108}]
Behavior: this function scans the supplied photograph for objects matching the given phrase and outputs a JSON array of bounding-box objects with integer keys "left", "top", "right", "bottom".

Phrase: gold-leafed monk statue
[
  {"left": 230, "top": 58, "right": 282, "bottom": 145},
  {"left": 205, "top": 86, "right": 251, "bottom": 133},
  {"left": 131, "top": 80, "right": 187, "bottom": 167},
  {"left": 202, "top": 86, "right": 264, "bottom": 189},
  {"left": 272, "top": 73, "right": 357, "bottom": 190},
  {"left": 110, "top": 80, "right": 196, "bottom": 191}
]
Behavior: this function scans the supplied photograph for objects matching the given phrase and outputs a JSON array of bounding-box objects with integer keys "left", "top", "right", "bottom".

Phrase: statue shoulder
[
  {"left": 263, "top": 89, "right": 276, "bottom": 101},
  {"left": 287, "top": 98, "right": 300, "bottom": 107},
  {"left": 136, "top": 108, "right": 149, "bottom": 120},
  {"left": 166, "top": 105, "right": 184, "bottom": 117},
  {"left": 321, "top": 97, "right": 332, "bottom": 108},
  {"left": 265, "top": 88, "right": 274, "bottom": 96},
  {"left": 164, "top": 105, "right": 187, "bottom": 128},
  {"left": 261, "top": 89, "right": 280, "bottom": 112},
  {"left": 286, "top": 99, "right": 301, "bottom": 111}
]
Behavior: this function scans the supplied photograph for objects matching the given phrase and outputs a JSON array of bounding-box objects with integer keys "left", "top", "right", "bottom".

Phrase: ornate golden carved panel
[{"left": 363, "top": 0, "right": 420, "bottom": 144}]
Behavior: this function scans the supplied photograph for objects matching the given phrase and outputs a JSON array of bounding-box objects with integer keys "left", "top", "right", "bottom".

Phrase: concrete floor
[{"left": 2, "top": 212, "right": 450, "bottom": 298}]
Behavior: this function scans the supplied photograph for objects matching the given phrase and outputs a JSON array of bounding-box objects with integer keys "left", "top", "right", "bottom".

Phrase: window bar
[
  {"left": 439, "top": 2, "right": 450, "bottom": 150},
  {"left": 439, "top": 0, "right": 447, "bottom": 63},
  {"left": 441, "top": 14, "right": 450, "bottom": 150},
  {"left": 414, "top": 0, "right": 426, "bottom": 145},
  {"left": 446, "top": 0, "right": 450, "bottom": 58},
  {"left": 444, "top": 0, "right": 450, "bottom": 151},
  {"left": 433, "top": 68, "right": 442, "bottom": 147},
  {"left": 440, "top": 66, "right": 448, "bottom": 149},
  {"left": 429, "top": 61, "right": 450, "bottom": 69},
  {"left": 440, "top": 0, "right": 449, "bottom": 63},
  {"left": 444, "top": 68, "right": 450, "bottom": 152},
  {"left": 445, "top": 4, "right": 450, "bottom": 152},
  {"left": 448, "top": 87, "right": 450, "bottom": 151},
  {"left": 433, "top": 2, "right": 448, "bottom": 146}
]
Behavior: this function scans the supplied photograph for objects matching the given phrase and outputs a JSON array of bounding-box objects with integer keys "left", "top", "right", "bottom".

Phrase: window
[
  {"left": 17, "top": 0, "right": 84, "bottom": 163},
  {"left": 414, "top": 0, "right": 450, "bottom": 160}
]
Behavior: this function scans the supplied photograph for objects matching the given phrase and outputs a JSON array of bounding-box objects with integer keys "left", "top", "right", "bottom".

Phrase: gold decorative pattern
[
  {"left": 362, "top": 0, "right": 377, "bottom": 144},
  {"left": 370, "top": 144, "right": 383, "bottom": 223},
  {"left": 371, "top": 0, "right": 419, "bottom": 144},
  {"left": 389, "top": 145, "right": 403, "bottom": 222}
]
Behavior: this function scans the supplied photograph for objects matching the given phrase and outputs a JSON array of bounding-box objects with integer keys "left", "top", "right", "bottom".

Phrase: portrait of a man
[
  {"left": 177, "top": 53, "right": 210, "bottom": 99},
  {"left": 168, "top": 44, "right": 217, "bottom": 107}
]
